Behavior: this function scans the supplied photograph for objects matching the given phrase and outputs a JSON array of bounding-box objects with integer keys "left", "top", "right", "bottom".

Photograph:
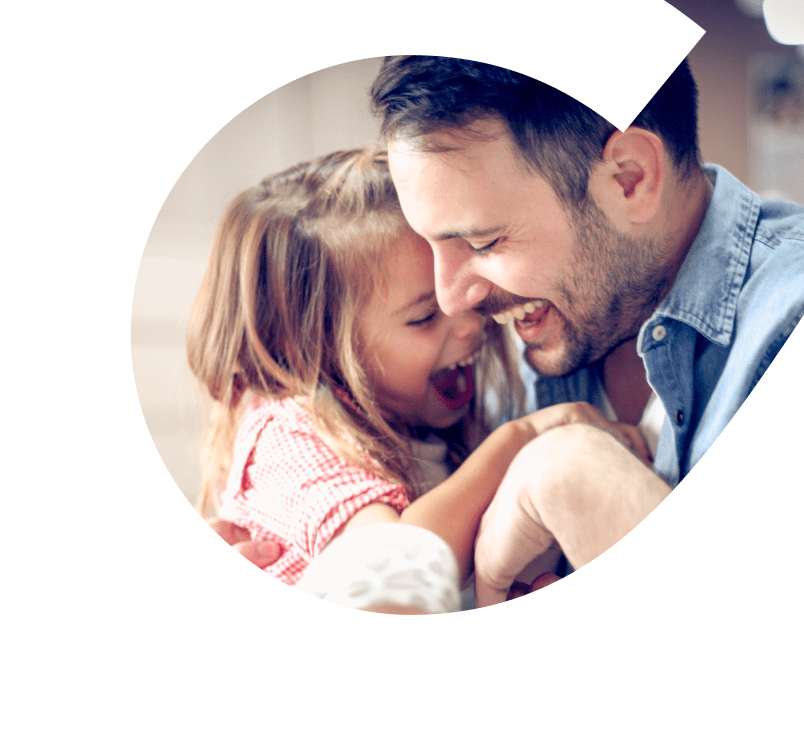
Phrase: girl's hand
[
  {"left": 207, "top": 517, "right": 284, "bottom": 569},
  {"left": 514, "top": 402, "right": 652, "bottom": 465},
  {"left": 605, "top": 422, "right": 653, "bottom": 466}
]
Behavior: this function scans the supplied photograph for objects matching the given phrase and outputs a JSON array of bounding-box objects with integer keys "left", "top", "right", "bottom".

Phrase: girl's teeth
[{"left": 449, "top": 348, "right": 481, "bottom": 369}]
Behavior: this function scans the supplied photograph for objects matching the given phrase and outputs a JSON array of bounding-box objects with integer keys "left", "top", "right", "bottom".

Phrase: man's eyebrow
[
  {"left": 394, "top": 290, "right": 437, "bottom": 315},
  {"left": 432, "top": 225, "right": 505, "bottom": 242}
]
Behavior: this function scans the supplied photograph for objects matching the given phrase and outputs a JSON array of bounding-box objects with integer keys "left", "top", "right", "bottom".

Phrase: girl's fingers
[
  {"left": 207, "top": 517, "right": 285, "bottom": 568},
  {"left": 232, "top": 540, "right": 284, "bottom": 569},
  {"left": 207, "top": 517, "right": 252, "bottom": 545},
  {"left": 617, "top": 424, "right": 653, "bottom": 464}
]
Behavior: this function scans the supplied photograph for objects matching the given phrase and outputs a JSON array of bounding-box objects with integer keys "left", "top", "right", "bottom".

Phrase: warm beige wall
[{"left": 673, "top": 0, "right": 788, "bottom": 185}]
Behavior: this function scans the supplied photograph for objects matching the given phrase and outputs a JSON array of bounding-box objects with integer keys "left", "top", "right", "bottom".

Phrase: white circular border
[{"left": 0, "top": 0, "right": 804, "bottom": 744}]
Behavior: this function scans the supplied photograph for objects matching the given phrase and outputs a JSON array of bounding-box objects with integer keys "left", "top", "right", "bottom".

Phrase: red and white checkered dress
[{"left": 218, "top": 396, "right": 410, "bottom": 585}]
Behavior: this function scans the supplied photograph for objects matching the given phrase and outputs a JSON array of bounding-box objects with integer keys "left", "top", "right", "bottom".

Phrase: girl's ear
[{"left": 589, "top": 127, "right": 666, "bottom": 225}]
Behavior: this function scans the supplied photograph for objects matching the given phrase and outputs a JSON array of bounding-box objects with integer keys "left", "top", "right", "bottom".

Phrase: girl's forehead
[
  {"left": 374, "top": 231, "right": 436, "bottom": 312},
  {"left": 395, "top": 224, "right": 433, "bottom": 255},
  {"left": 386, "top": 228, "right": 433, "bottom": 272}
]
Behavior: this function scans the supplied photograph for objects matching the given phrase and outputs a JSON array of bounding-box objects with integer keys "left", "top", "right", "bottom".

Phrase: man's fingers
[
  {"left": 506, "top": 581, "right": 532, "bottom": 601},
  {"left": 528, "top": 572, "right": 560, "bottom": 593},
  {"left": 232, "top": 540, "right": 283, "bottom": 569},
  {"left": 475, "top": 580, "right": 509, "bottom": 608},
  {"left": 476, "top": 572, "right": 560, "bottom": 606},
  {"left": 473, "top": 524, "right": 518, "bottom": 607}
]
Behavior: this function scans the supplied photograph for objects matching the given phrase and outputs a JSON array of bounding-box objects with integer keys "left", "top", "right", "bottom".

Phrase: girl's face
[{"left": 359, "top": 229, "right": 487, "bottom": 430}]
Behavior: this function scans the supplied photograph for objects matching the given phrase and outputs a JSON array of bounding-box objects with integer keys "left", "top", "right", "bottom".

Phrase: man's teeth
[
  {"left": 491, "top": 300, "right": 545, "bottom": 325},
  {"left": 447, "top": 348, "right": 482, "bottom": 371}
]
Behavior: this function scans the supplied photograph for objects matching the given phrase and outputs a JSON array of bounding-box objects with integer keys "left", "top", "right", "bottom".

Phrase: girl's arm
[{"left": 343, "top": 402, "right": 650, "bottom": 583}]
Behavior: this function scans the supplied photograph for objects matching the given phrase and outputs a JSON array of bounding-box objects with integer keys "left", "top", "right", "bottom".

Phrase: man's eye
[
  {"left": 471, "top": 238, "right": 501, "bottom": 256},
  {"left": 407, "top": 311, "right": 437, "bottom": 327}
]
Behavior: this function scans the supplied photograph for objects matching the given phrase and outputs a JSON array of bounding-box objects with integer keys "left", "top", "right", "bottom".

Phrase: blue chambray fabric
[{"left": 520, "top": 164, "right": 804, "bottom": 488}]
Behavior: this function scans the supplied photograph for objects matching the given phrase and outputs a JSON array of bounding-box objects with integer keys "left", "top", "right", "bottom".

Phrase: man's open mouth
[{"left": 491, "top": 299, "right": 547, "bottom": 326}]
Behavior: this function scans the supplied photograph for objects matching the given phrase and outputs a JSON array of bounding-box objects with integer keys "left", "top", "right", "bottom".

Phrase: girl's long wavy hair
[{"left": 187, "top": 148, "right": 524, "bottom": 517}]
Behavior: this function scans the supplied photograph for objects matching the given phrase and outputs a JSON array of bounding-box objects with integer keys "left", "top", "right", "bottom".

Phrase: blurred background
[
  {"left": 131, "top": 58, "right": 385, "bottom": 501},
  {"left": 131, "top": 0, "right": 804, "bottom": 505}
]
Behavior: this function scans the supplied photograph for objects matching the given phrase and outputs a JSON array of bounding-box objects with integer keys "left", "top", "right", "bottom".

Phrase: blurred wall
[
  {"left": 675, "top": 0, "right": 796, "bottom": 185},
  {"left": 132, "top": 3, "right": 804, "bottom": 504}
]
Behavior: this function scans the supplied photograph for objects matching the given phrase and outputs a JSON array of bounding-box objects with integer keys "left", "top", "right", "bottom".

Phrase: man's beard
[{"left": 485, "top": 200, "right": 672, "bottom": 378}]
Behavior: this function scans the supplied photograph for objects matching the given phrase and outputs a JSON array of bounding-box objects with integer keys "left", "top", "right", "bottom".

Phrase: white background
[{"left": 0, "top": 0, "right": 804, "bottom": 744}]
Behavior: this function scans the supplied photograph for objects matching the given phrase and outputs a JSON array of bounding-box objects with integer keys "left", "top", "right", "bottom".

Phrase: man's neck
[
  {"left": 600, "top": 337, "right": 652, "bottom": 426},
  {"left": 600, "top": 166, "right": 714, "bottom": 425},
  {"left": 659, "top": 166, "right": 715, "bottom": 295}
]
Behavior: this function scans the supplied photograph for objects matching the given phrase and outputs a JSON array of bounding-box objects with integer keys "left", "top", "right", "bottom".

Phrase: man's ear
[{"left": 590, "top": 127, "right": 666, "bottom": 225}]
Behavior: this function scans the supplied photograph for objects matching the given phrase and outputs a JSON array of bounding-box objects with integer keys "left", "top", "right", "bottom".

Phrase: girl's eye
[{"left": 407, "top": 311, "right": 438, "bottom": 327}]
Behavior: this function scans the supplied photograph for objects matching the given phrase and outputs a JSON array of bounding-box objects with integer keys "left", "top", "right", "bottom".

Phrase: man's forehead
[{"left": 387, "top": 150, "right": 508, "bottom": 241}]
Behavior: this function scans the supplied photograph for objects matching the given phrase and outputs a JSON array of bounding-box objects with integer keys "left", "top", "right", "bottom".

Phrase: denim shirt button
[
  {"left": 675, "top": 409, "right": 685, "bottom": 426},
  {"left": 652, "top": 325, "right": 667, "bottom": 341}
]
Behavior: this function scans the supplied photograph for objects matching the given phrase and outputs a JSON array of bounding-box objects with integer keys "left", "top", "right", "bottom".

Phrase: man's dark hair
[{"left": 370, "top": 56, "right": 701, "bottom": 207}]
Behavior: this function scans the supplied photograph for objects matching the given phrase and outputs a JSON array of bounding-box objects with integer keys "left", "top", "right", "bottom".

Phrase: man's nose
[
  {"left": 432, "top": 243, "right": 491, "bottom": 317},
  {"left": 450, "top": 308, "right": 485, "bottom": 340}
]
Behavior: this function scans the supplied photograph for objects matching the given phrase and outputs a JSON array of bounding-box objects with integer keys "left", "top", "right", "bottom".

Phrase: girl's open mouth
[{"left": 429, "top": 351, "right": 479, "bottom": 411}]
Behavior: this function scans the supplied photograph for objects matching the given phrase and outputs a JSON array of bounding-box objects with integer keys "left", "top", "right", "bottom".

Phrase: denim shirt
[{"left": 521, "top": 165, "right": 804, "bottom": 488}]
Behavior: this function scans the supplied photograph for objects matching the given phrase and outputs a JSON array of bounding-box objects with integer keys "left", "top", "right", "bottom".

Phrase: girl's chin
[
  {"left": 424, "top": 405, "right": 469, "bottom": 432},
  {"left": 388, "top": 399, "right": 469, "bottom": 434}
]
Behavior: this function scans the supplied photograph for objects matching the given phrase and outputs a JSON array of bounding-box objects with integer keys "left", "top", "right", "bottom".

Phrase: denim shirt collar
[{"left": 639, "top": 164, "right": 760, "bottom": 350}]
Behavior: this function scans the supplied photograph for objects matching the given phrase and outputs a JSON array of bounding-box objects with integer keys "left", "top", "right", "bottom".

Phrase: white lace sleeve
[{"left": 296, "top": 524, "right": 461, "bottom": 614}]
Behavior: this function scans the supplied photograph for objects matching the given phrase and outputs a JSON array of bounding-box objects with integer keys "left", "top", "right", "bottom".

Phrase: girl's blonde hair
[{"left": 187, "top": 148, "right": 524, "bottom": 516}]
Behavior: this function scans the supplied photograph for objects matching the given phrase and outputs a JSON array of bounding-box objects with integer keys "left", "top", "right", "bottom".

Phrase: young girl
[{"left": 186, "top": 148, "right": 643, "bottom": 594}]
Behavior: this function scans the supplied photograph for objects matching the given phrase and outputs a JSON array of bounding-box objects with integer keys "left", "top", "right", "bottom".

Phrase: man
[
  {"left": 366, "top": 55, "right": 804, "bottom": 603},
  {"left": 214, "top": 55, "right": 804, "bottom": 607}
]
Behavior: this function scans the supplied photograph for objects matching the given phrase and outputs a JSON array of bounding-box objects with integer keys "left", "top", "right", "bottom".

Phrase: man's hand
[
  {"left": 506, "top": 572, "right": 561, "bottom": 600},
  {"left": 473, "top": 463, "right": 558, "bottom": 607},
  {"left": 474, "top": 423, "right": 671, "bottom": 606},
  {"left": 207, "top": 517, "right": 284, "bottom": 569}
]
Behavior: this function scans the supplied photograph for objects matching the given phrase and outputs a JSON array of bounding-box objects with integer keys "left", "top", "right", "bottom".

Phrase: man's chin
[
  {"left": 525, "top": 346, "right": 564, "bottom": 378},
  {"left": 524, "top": 343, "right": 586, "bottom": 379}
]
